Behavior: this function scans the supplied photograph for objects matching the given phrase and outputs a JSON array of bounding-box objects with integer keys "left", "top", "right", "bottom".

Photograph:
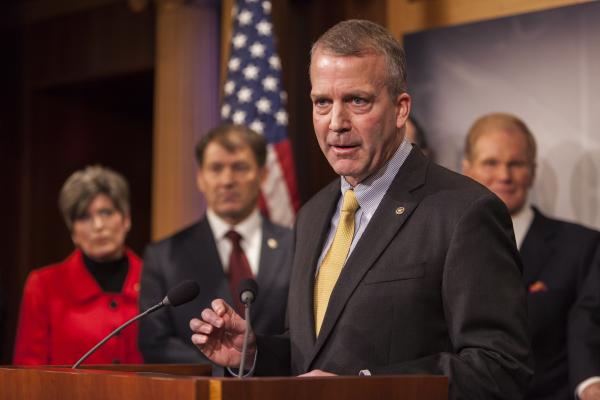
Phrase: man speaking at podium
[{"left": 190, "top": 19, "right": 533, "bottom": 399}]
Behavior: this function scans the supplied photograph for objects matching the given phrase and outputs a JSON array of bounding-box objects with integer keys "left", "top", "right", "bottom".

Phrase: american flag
[{"left": 221, "top": 0, "right": 300, "bottom": 227}]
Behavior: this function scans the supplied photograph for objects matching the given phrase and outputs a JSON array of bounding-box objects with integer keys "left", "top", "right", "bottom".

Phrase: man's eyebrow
[{"left": 343, "top": 91, "right": 374, "bottom": 100}]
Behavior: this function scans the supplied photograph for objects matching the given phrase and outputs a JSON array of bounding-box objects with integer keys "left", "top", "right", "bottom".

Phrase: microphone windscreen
[
  {"left": 166, "top": 280, "right": 200, "bottom": 307},
  {"left": 238, "top": 278, "right": 258, "bottom": 302}
]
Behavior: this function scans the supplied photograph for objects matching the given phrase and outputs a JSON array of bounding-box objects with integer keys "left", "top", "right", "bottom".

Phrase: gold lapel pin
[
  {"left": 395, "top": 207, "right": 405, "bottom": 215},
  {"left": 267, "top": 238, "right": 278, "bottom": 249}
]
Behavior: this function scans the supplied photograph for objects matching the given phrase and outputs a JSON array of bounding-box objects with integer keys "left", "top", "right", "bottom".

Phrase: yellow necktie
[{"left": 314, "top": 189, "right": 360, "bottom": 336}]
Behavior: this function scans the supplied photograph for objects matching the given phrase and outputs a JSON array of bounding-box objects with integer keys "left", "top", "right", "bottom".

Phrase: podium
[{"left": 0, "top": 365, "right": 448, "bottom": 400}]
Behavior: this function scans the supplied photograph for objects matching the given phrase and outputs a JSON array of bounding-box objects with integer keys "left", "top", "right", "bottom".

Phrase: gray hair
[
  {"left": 310, "top": 19, "right": 408, "bottom": 98},
  {"left": 59, "top": 165, "right": 130, "bottom": 231}
]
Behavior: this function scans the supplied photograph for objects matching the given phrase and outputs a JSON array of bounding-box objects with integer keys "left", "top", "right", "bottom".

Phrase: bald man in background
[{"left": 463, "top": 113, "right": 600, "bottom": 400}]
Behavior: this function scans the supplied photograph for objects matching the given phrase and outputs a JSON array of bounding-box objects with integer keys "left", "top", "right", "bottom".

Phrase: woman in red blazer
[{"left": 13, "top": 166, "right": 143, "bottom": 365}]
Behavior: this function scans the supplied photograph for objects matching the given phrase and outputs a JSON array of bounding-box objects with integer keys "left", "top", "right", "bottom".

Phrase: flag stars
[
  {"left": 250, "top": 120, "right": 265, "bottom": 134},
  {"left": 280, "top": 91, "right": 288, "bottom": 104},
  {"left": 237, "top": 87, "right": 253, "bottom": 103},
  {"left": 275, "top": 110, "right": 288, "bottom": 126},
  {"left": 262, "top": 1, "right": 271, "bottom": 14},
  {"left": 232, "top": 33, "right": 247, "bottom": 49},
  {"left": 249, "top": 42, "right": 266, "bottom": 58},
  {"left": 228, "top": 57, "right": 241, "bottom": 71},
  {"left": 269, "top": 55, "right": 281, "bottom": 70},
  {"left": 237, "top": 9, "right": 253, "bottom": 26},
  {"left": 224, "top": 81, "right": 236, "bottom": 95},
  {"left": 256, "top": 97, "right": 272, "bottom": 113},
  {"left": 232, "top": 110, "right": 247, "bottom": 124},
  {"left": 242, "top": 64, "right": 260, "bottom": 80},
  {"left": 221, "top": 104, "right": 231, "bottom": 118},
  {"left": 262, "top": 76, "right": 278, "bottom": 91},
  {"left": 256, "top": 20, "right": 272, "bottom": 36}
]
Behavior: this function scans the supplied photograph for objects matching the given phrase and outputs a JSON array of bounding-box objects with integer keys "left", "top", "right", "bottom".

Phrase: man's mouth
[{"left": 330, "top": 144, "right": 359, "bottom": 155}]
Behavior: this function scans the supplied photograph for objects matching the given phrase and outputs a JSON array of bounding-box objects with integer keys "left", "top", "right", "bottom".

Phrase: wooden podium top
[{"left": 0, "top": 365, "right": 448, "bottom": 400}]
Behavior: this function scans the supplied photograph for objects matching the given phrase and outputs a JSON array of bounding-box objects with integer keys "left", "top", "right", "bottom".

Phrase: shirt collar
[
  {"left": 206, "top": 208, "right": 262, "bottom": 241},
  {"left": 511, "top": 201, "right": 534, "bottom": 249},
  {"left": 340, "top": 138, "right": 412, "bottom": 219}
]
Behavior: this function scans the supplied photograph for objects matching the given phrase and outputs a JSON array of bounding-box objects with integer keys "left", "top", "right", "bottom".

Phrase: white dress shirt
[
  {"left": 206, "top": 208, "right": 263, "bottom": 276},
  {"left": 510, "top": 201, "right": 534, "bottom": 250}
]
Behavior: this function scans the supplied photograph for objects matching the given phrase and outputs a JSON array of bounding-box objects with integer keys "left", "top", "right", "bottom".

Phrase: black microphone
[
  {"left": 239, "top": 278, "right": 258, "bottom": 306},
  {"left": 72, "top": 280, "right": 200, "bottom": 368},
  {"left": 237, "top": 278, "right": 258, "bottom": 378}
]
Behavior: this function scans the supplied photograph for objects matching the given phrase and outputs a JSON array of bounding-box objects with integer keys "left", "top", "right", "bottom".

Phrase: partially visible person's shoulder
[
  {"left": 26, "top": 250, "right": 80, "bottom": 288},
  {"left": 263, "top": 219, "right": 293, "bottom": 238},
  {"left": 423, "top": 162, "right": 501, "bottom": 211},
  {"left": 146, "top": 220, "right": 206, "bottom": 251},
  {"left": 535, "top": 208, "right": 600, "bottom": 244}
]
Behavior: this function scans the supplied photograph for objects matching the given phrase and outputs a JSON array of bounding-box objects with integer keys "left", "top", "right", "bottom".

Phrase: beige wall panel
[
  {"left": 387, "top": 0, "right": 593, "bottom": 37},
  {"left": 153, "top": 0, "right": 219, "bottom": 240}
]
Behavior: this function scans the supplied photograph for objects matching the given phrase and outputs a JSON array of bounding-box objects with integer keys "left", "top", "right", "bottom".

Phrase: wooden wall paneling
[
  {"left": 152, "top": 0, "right": 220, "bottom": 240},
  {"left": 0, "top": 24, "right": 23, "bottom": 363},
  {"left": 2, "top": 1, "right": 155, "bottom": 363},
  {"left": 387, "top": 0, "right": 593, "bottom": 38}
]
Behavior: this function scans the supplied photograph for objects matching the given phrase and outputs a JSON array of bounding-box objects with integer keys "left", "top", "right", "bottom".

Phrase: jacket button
[{"left": 109, "top": 300, "right": 118, "bottom": 309}]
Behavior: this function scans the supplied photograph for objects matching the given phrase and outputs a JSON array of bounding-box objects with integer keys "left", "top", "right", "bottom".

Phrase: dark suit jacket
[
  {"left": 521, "top": 208, "right": 600, "bottom": 400},
  {"left": 256, "top": 149, "right": 533, "bottom": 400},
  {"left": 139, "top": 216, "right": 292, "bottom": 363}
]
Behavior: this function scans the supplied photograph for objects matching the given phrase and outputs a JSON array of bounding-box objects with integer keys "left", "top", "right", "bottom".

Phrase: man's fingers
[
  {"left": 211, "top": 298, "right": 231, "bottom": 317},
  {"left": 191, "top": 333, "right": 209, "bottom": 346},
  {"left": 200, "top": 308, "right": 224, "bottom": 328},
  {"left": 190, "top": 318, "right": 214, "bottom": 334}
]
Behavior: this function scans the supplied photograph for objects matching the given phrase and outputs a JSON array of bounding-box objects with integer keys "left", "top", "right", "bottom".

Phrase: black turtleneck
[{"left": 82, "top": 252, "right": 129, "bottom": 293}]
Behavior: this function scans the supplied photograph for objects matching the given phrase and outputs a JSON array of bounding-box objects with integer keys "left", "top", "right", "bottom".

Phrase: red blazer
[{"left": 13, "top": 249, "right": 144, "bottom": 365}]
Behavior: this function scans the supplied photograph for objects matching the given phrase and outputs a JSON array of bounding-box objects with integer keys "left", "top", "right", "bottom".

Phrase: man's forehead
[
  {"left": 309, "top": 53, "right": 386, "bottom": 94},
  {"left": 204, "top": 141, "right": 253, "bottom": 159},
  {"left": 473, "top": 130, "right": 530, "bottom": 158}
]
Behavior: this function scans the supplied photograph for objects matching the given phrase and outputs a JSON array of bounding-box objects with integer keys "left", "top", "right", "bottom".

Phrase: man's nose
[
  {"left": 496, "top": 164, "right": 513, "bottom": 181},
  {"left": 219, "top": 167, "right": 235, "bottom": 184},
  {"left": 329, "top": 103, "right": 351, "bottom": 133}
]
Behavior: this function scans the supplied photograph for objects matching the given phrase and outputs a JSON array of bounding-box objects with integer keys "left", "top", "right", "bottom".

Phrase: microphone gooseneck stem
[
  {"left": 72, "top": 302, "right": 164, "bottom": 369},
  {"left": 238, "top": 303, "right": 252, "bottom": 378}
]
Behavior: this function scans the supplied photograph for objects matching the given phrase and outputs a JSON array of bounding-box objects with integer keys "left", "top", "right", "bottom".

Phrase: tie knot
[
  {"left": 225, "top": 230, "right": 242, "bottom": 245},
  {"left": 341, "top": 189, "right": 359, "bottom": 213}
]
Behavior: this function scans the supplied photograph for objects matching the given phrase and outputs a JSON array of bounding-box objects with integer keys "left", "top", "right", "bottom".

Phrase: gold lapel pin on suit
[
  {"left": 267, "top": 238, "right": 278, "bottom": 249},
  {"left": 395, "top": 207, "right": 405, "bottom": 215}
]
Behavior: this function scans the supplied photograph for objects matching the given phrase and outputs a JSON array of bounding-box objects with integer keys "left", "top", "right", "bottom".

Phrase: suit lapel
[
  {"left": 254, "top": 219, "right": 285, "bottom": 316},
  {"left": 308, "top": 149, "right": 429, "bottom": 367},
  {"left": 520, "top": 208, "right": 556, "bottom": 285},
  {"left": 294, "top": 181, "right": 341, "bottom": 370},
  {"left": 181, "top": 219, "right": 233, "bottom": 304}
]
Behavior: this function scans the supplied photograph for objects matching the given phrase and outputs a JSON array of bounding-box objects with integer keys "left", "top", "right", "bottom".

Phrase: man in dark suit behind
[
  {"left": 190, "top": 20, "right": 533, "bottom": 399},
  {"left": 139, "top": 124, "right": 292, "bottom": 363},
  {"left": 463, "top": 113, "right": 600, "bottom": 400}
]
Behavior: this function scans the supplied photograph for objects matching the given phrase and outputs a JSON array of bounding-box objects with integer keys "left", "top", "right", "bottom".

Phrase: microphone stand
[
  {"left": 238, "top": 302, "right": 253, "bottom": 378},
  {"left": 72, "top": 302, "right": 164, "bottom": 369}
]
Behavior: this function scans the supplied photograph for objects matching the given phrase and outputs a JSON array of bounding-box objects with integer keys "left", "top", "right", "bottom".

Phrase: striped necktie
[{"left": 314, "top": 189, "right": 360, "bottom": 336}]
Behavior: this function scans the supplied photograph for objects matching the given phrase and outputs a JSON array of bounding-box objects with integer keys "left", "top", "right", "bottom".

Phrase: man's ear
[
  {"left": 528, "top": 162, "right": 537, "bottom": 188},
  {"left": 196, "top": 168, "right": 205, "bottom": 193},
  {"left": 462, "top": 158, "right": 472, "bottom": 176},
  {"left": 259, "top": 165, "right": 268, "bottom": 185},
  {"left": 395, "top": 93, "right": 411, "bottom": 129}
]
